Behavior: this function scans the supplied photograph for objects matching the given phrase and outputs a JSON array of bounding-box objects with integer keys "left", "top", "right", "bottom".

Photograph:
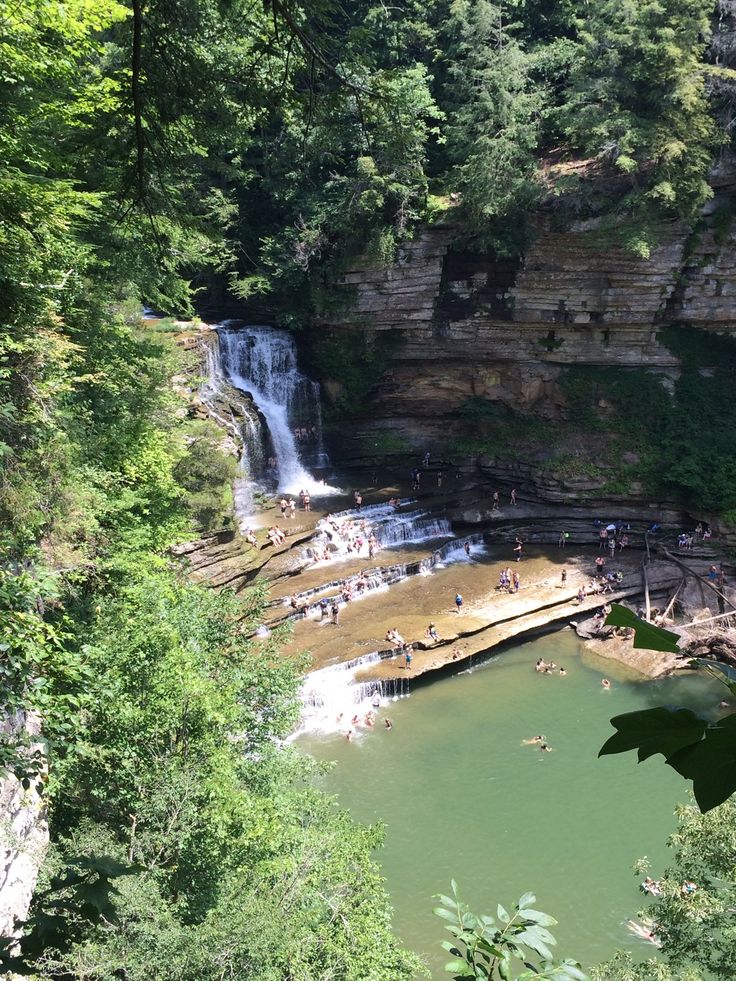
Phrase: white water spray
[
  {"left": 293, "top": 652, "right": 410, "bottom": 737},
  {"left": 217, "top": 323, "right": 340, "bottom": 495}
]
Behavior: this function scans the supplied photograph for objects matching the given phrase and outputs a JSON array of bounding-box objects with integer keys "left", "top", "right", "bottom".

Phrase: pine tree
[{"left": 439, "top": 0, "right": 544, "bottom": 248}]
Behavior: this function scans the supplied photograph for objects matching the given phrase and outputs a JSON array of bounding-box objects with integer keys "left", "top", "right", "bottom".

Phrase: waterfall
[
  {"left": 293, "top": 650, "right": 408, "bottom": 737},
  {"left": 377, "top": 511, "right": 452, "bottom": 547},
  {"left": 217, "top": 323, "right": 338, "bottom": 494},
  {"left": 305, "top": 501, "right": 452, "bottom": 562},
  {"left": 199, "top": 335, "right": 267, "bottom": 524}
]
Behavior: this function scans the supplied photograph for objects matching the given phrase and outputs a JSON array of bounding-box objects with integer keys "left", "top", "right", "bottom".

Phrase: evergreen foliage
[
  {"left": 561, "top": 0, "right": 717, "bottom": 255},
  {"left": 3, "top": 0, "right": 736, "bottom": 976}
]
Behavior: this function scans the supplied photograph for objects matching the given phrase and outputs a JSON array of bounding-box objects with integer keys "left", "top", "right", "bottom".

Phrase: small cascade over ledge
[{"left": 293, "top": 651, "right": 410, "bottom": 737}]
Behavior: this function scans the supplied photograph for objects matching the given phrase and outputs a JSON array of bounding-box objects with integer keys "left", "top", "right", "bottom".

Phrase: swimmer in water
[
  {"left": 351, "top": 714, "right": 360, "bottom": 726},
  {"left": 627, "top": 919, "right": 661, "bottom": 948},
  {"left": 602, "top": 678, "right": 611, "bottom": 690},
  {"left": 539, "top": 743, "right": 552, "bottom": 752},
  {"left": 346, "top": 729, "right": 353, "bottom": 741},
  {"left": 559, "top": 667, "right": 567, "bottom": 676},
  {"left": 522, "top": 735, "right": 545, "bottom": 745},
  {"left": 384, "top": 718, "right": 393, "bottom": 730}
]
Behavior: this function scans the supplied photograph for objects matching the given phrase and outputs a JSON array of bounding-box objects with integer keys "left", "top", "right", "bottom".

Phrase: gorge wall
[{"left": 311, "top": 164, "right": 736, "bottom": 507}]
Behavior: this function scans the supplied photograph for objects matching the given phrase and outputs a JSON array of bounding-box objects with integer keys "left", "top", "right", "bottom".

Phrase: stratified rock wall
[{"left": 317, "top": 204, "right": 736, "bottom": 443}]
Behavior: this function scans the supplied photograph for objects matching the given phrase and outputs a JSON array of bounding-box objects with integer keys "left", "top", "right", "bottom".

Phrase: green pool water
[{"left": 300, "top": 631, "right": 722, "bottom": 978}]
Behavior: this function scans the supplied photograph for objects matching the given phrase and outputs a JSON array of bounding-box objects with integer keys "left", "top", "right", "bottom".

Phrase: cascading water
[
  {"left": 377, "top": 511, "right": 452, "bottom": 547},
  {"left": 293, "top": 651, "right": 407, "bottom": 737},
  {"left": 301, "top": 500, "right": 454, "bottom": 567},
  {"left": 200, "top": 335, "right": 266, "bottom": 523},
  {"left": 217, "top": 323, "right": 338, "bottom": 494}
]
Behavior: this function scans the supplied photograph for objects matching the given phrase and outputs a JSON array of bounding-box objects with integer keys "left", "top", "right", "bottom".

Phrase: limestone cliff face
[
  {"left": 0, "top": 712, "right": 48, "bottom": 939},
  {"left": 313, "top": 184, "right": 736, "bottom": 497}
]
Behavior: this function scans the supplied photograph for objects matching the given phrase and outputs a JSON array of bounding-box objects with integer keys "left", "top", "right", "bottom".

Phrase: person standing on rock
[
  {"left": 437, "top": 471, "right": 444, "bottom": 489},
  {"left": 288, "top": 498, "right": 296, "bottom": 518},
  {"left": 404, "top": 645, "right": 413, "bottom": 669},
  {"left": 303, "top": 490, "right": 311, "bottom": 512},
  {"left": 513, "top": 537, "right": 523, "bottom": 562},
  {"left": 330, "top": 601, "right": 339, "bottom": 625},
  {"left": 492, "top": 490, "right": 500, "bottom": 511},
  {"left": 455, "top": 592, "right": 464, "bottom": 613},
  {"left": 354, "top": 490, "right": 363, "bottom": 509},
  {"left": 561, "top": 568, "right": 567, "bottom": 586},
  {"left": 599, "top": 527, "right": 608, "bottom": 550},
  {"left": 423, "top": 451, "right": 431, "bottom": 467},
  {"left": 510, "top": 488, "right": 517, "bottom": 506},
  {"left": 559, "top": 531, "right": 568, "bottom": 548},
  {"left": 512, "top": 571, "right": 520, "bottom": 592},
  {"left": 280, "top": 497, "right": 288, "bottom": 518}
]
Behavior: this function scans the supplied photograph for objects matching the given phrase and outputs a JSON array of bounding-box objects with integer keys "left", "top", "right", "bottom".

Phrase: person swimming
[
  {"left": 539, "top": 743, "right": 552, "bottom": 752},
  {"left": 384, "top": 718, "right": 393, "bottom": 730},
  {"left": 522, "top": 735, "right": 545, "bottom": 745},
  {"left": 602, "top": 678, "right": 611, "bottom": 690},
  {"left": 627, "top": 919, "right": 661, "bottom": 947}
]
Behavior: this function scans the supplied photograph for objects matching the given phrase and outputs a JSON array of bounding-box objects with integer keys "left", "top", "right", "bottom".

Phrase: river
[{"left": 300, "top": 630, "right": 721, "bottom": 977}]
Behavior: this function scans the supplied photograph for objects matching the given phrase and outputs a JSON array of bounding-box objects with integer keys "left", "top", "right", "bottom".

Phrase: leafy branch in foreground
[
  {"left": 434, "top": 881, "right": 586, "bottom": 980},
  {"left": 599, "top": 605, "right": 736, "bottom": 811}
]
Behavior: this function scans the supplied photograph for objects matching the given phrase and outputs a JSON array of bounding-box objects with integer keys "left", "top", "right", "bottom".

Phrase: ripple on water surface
[{"left": 299, "top": 630, "right": 722, "bottom": 978}]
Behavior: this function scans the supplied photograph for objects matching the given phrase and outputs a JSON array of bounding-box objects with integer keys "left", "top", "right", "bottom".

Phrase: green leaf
[
  {"left": 497, "top": 903, "right": 510, "bottom": 923},
  {"left": 435, "top": 893, "right": 457, "bottom": 909},
  {"left": 599, "top": 707, "right": 707, "bottom": 762},
  {"left": 517, "top": 892, "right": 536, "bottom": 909},
  {"left": 604, "top": 605, "right": 681, "bottom": 653},
  {"left": 520, "top": 909, "right": 557, "bottom": 927},
  {"left": 516, "top": 928, "right": 555, "bottom": 960},
  {"left": 667, "top": 714, "right": 736, "bottom": 811},
  {"left": 435, "top": 906, "right": 461, "bottom": 923},
  {"left": 443, "top": 958, "right": 475, "bottom": 977},
  {"left": 558, "top": 962, "right": 588, "bottom": 980},
  {"left": 694, "top": 659, "right": 736, "bottom": 696}
]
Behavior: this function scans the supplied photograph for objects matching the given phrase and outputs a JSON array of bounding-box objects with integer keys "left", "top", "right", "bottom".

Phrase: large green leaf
[
  {"left": 604, "top": 605, "right": 681, "bottom": 653},
  {"left": 694, "top": 659, "right": 736, "bottom": 697},
  {"left": 667, "top": 714, "right": 736, "bottom": 811},
  {"left": 599, "top": 706, "right": 707, "bottom": 762}
]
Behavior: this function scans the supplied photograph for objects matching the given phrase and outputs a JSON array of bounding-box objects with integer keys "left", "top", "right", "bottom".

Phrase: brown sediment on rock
[
  {"left": 353, "top": 559, "right": 685, "bottom": 686},
  {"left": 580, "top": 634, "right": 684, "bottom": 679}
]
